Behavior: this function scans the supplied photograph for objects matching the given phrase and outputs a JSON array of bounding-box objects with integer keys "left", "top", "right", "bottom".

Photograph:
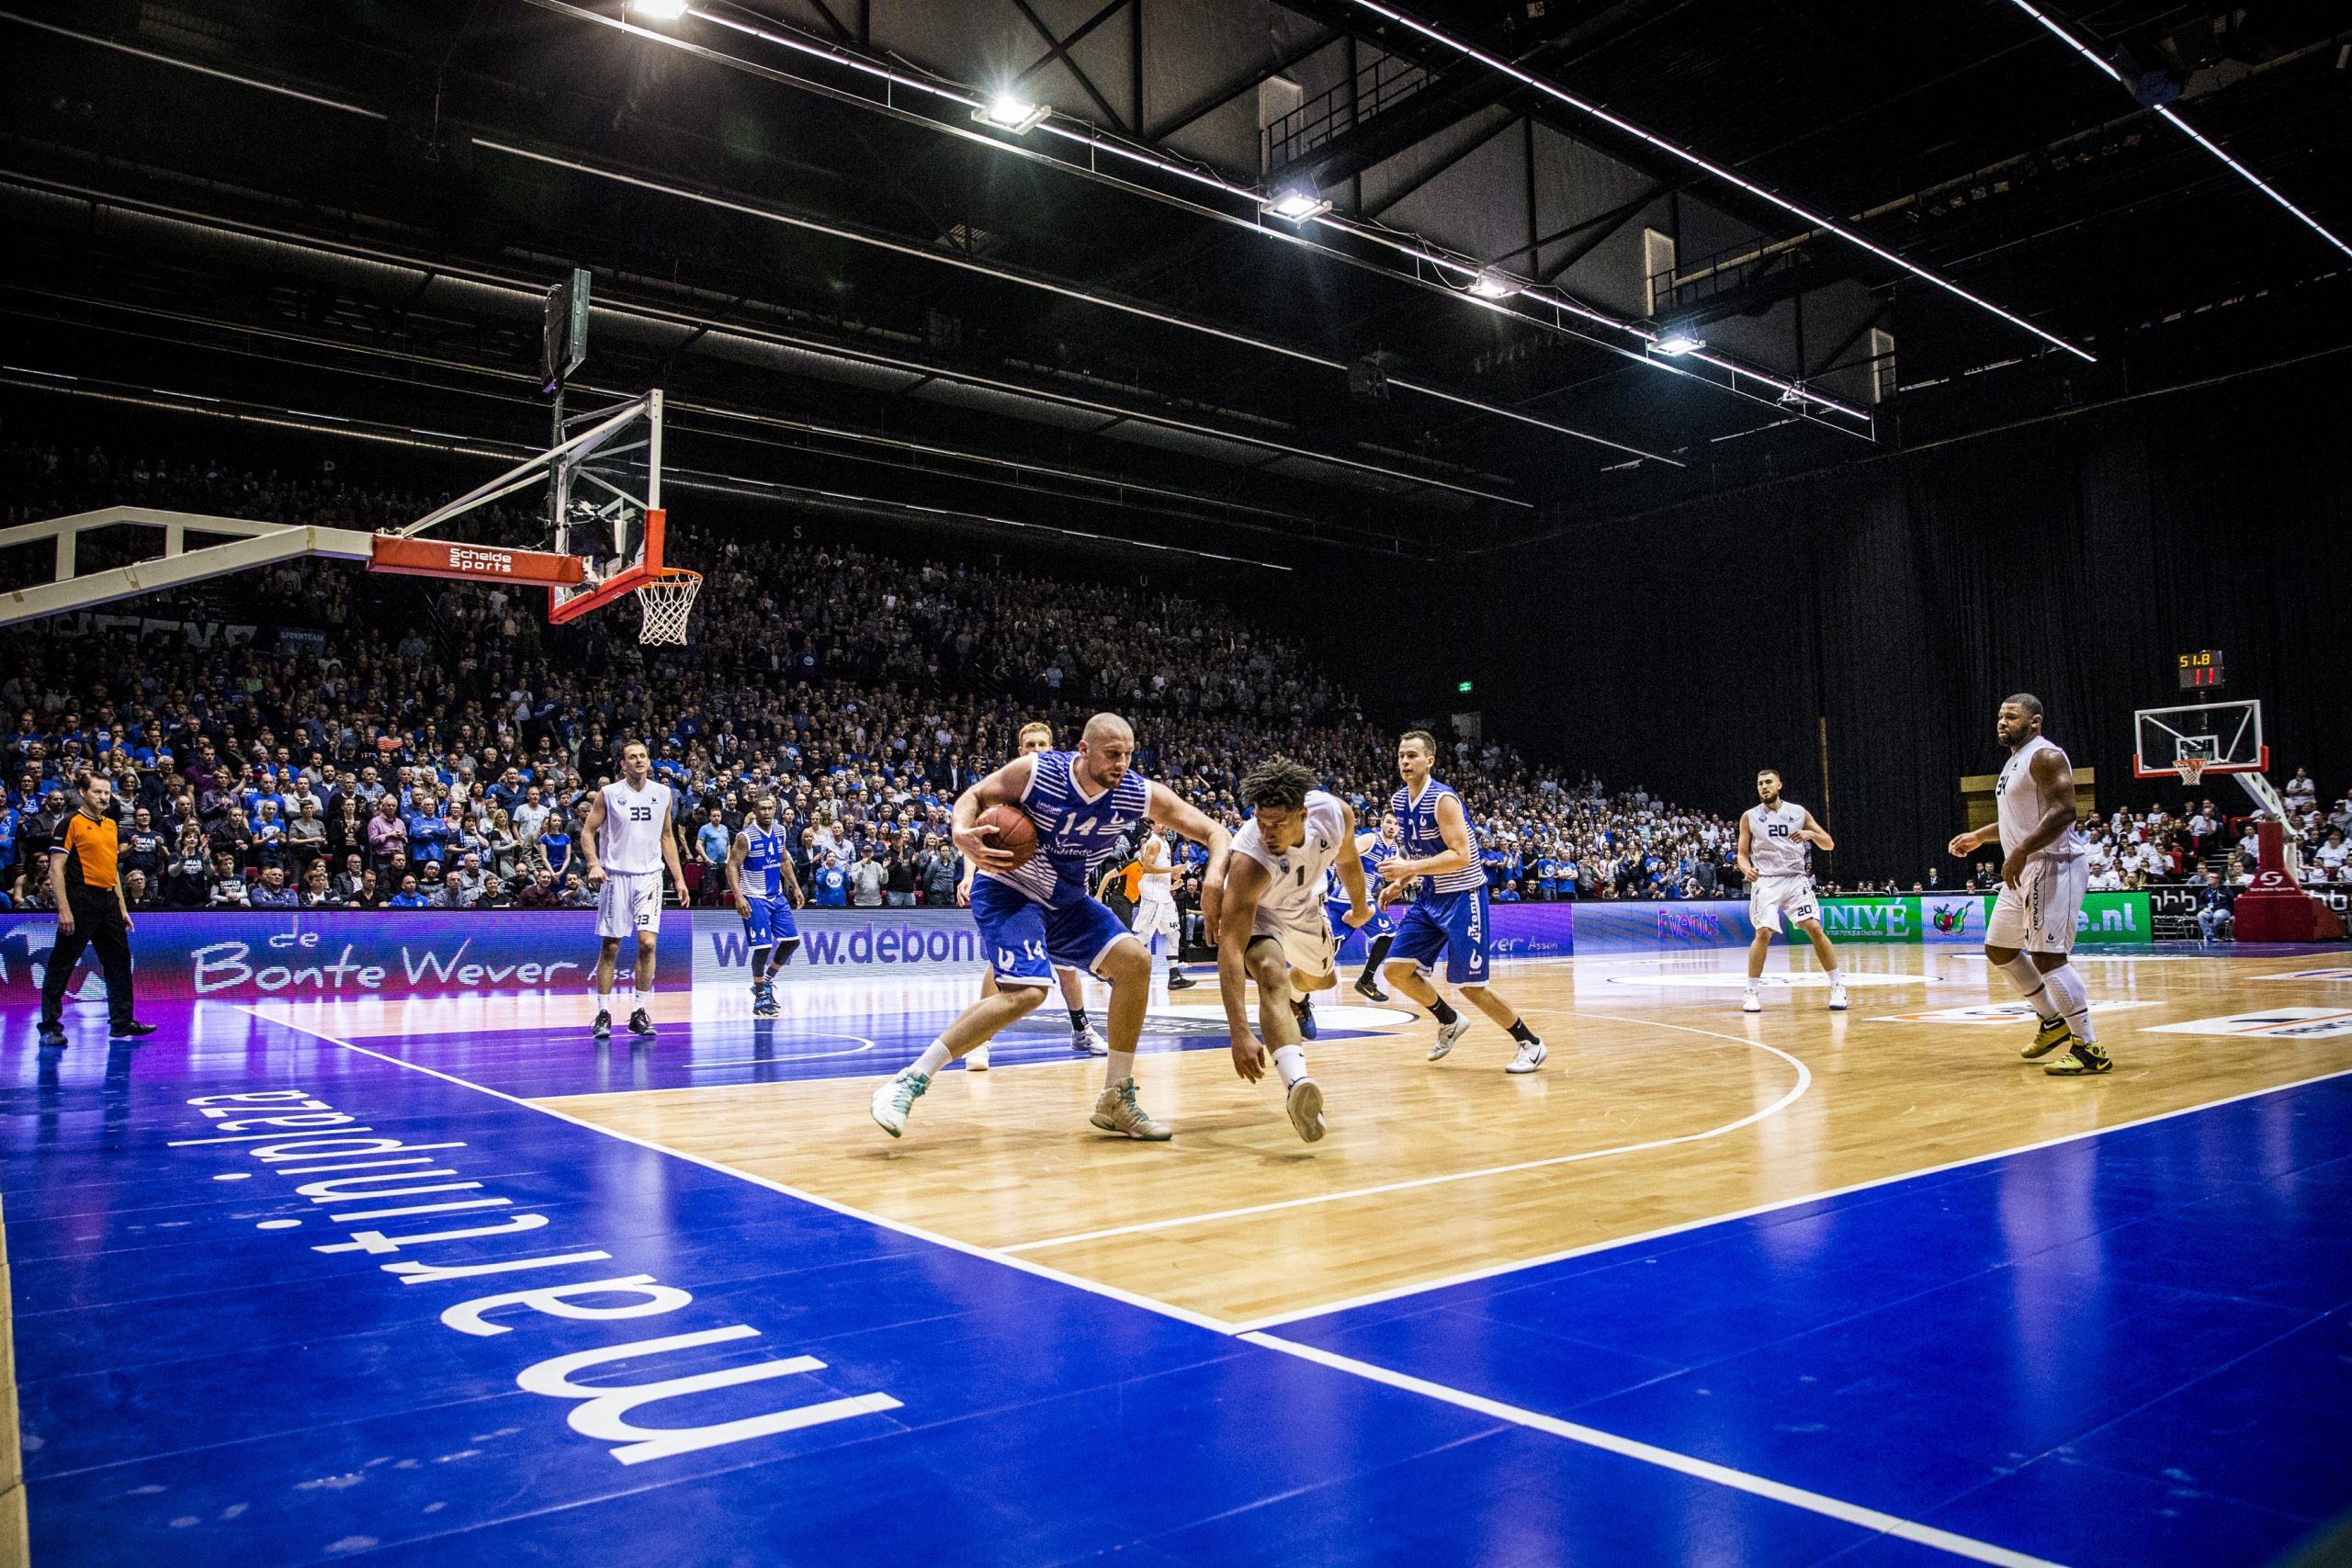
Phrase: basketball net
[
  {"left": 2173, "top": 757, "right": 2210, "bottom": 790},
  {"left": 634, "top": 568, "right": 701, "bottom": 645}
]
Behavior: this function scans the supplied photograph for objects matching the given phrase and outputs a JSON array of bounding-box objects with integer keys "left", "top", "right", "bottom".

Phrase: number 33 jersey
[{"left": 597, "top": 779, "right": 675, "bottom": 874}]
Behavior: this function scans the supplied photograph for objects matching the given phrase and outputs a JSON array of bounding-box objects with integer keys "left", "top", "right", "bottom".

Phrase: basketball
[{"left": 978, "top": 804, "right": 1039, "bottom": 868}]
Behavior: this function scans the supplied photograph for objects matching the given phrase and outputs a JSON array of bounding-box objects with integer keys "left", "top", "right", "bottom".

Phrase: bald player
[
  {"left": 872, "top": 714, "right": 1231, "bottom": 1141},
  {"left": 958, "top": 719, "right": 1111, "bottom": 1070}
]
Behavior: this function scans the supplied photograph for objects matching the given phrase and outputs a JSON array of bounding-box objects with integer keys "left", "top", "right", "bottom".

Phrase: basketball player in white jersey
[
  {"left": 1736, "top": 769, "right": 1847, "bottom": 1012},
  {"left": 579, "top": 740, "right": 688, "bottom": 1042},
  {"left": 957, "top": 720, "right": 1111, "bottom": 1070},
  {"left": 1125, "top": 820, "right": 1193, "bottom": 989},
  {"left": 1217, "top": 760, "right": 1373, "bottom": 1142},
  {"left": 1947, "top": 694, "right": 2112, "bottom": 1076}
]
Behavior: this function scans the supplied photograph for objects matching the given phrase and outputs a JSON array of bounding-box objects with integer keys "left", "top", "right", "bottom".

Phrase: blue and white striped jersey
[
  {"left": 1390, "top": 778, "right": 1488, "bottom": 896},
  {"left": 737, "top": 820, "right": 788, "bottom": 897},
  {"left": 987, "top": 750, "right": 1152, "bottom": 904}
]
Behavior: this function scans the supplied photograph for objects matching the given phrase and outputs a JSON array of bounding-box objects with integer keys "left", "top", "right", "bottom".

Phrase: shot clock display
[{"left": 2177, "top": 649, "right": 2224, "bottom": 691}]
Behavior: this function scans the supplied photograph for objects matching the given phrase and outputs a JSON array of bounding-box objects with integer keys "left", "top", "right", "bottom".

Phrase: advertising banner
[
  {"left": 1806, "top": 897, "right": 1918, "bottom": 944},
  {"left": 1922, "top": 892, "right": 1989, "bottom": 944},
  {"left": 1, "top": 911, "right": 690, "bottom": 1004},
  {"left": 1916, "top": 890, "right": 2152, "bottom": 947},
  {"left": 1483, "top": 901, "right": 1577, "bottom": 962},
  {"left": 694, "top": 908, "right": 987, "bottom": 987},
  {"left": 1564, "top": 899, "right": 1756, "bottom": 953}
]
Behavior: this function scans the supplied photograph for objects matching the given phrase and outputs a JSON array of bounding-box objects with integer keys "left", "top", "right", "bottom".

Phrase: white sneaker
[
  {"left": 869, "top": 1070, "right": 929, "bottom": 1138},
  {"left": 967, "top": 1043, "right": 990, "bottom": 1071},
  {"left": 1506, "top": 1037, "right": 1548, "bottom": 1075},
  {"left": 1827, "top": 982, "right": 1849, "bottom": 1012},
  {"left": 1285, "top": 1076, "right": 1326, "bottom": 1143},
  {"left": 1427, "top": 1015, "right": 1472, "bottom": 1061},
  {"left": 1072, "top": 1024, "right": 1110, "bottom": 1056},
  {"left": 1741, "top": 988, "right": 1763, "bottom": 1014},
  {"left": 1090, "top": 1077, "right": 1172, "bottom": 1141}
]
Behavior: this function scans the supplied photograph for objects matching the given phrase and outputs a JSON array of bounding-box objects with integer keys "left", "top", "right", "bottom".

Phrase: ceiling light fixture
[
  {"left": 513, "top": 0, "right": 1871, "bottom": 424},
  {"left": 972, "top": 94, "right": 1050, "bottom": 134},
  {"left": 1652, "top": 332, "right": 1705, "bottom": 356},
  {"left": 1262, "top": 188, "right": 1333, "bottom": 222},
  {"left": 1340, "top": 0, "right": 2094, "bottom": 363},
  {"left": 629, "top": 0, "right": 688, "bottom": 20},
  {"left": 1467, "top": 270, "right": 1518, "bottom": 299}
]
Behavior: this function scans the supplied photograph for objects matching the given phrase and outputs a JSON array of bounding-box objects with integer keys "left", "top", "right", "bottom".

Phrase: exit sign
[
  {"left": 1456, "top": 681, "right": 1474, "bottom": 694},
  {"left": 2177, "top": 649, "right": 2224, "bottom": 691}
]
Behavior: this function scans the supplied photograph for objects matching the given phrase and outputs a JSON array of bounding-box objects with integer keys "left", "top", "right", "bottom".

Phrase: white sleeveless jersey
[
  {"left": 597, "top": 779, "right": 675, "bottom": 874},
  {"left": 1996, "top": 735, "right": 2087, "bottom": 861},
  {"left": 1746, "top": 801, "right": 1813, "bottom": 880},
  {"left": 1234, "top": 791, "right": 1347, "bottom": 929},
  {"left": 1136, "top": 832, "right": 1175, "bottom": 897}
]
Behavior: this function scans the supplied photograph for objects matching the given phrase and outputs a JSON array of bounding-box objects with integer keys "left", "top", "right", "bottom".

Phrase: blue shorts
[
  {"left": 1390, "top": 887, "right": 1491, "bottom": 986},
  {"left": 970, "top": 875, "right": 1132, "bottom": 987},
  {"left": 741, "top": 895, "right": 799, "bottom": 950},
  {"left": 1327, "top": 899, "right": 1393, "bottom": 943}
]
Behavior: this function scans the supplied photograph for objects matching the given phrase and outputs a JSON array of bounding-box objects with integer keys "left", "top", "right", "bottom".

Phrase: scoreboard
[{"left": 2177, "top": 649, "right": 2224, "bottom": 691}]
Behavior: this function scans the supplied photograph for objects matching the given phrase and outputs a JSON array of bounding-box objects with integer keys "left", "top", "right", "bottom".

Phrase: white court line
[
  {"left": 242, "top": 1008, "right": 1244, "bottom": 1335},
  {"left": 1242, "top": 1333, "right": 2070, "bottom": 1568},
  {"left": 1240, "top": 1061, "right": 2352, "bottom": 1331},
  {"left": 1001, "top": 1015, "right": 1810, "bottom": 1254}
]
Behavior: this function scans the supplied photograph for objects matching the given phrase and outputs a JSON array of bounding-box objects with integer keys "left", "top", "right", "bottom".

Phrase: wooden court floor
[{"left": 542, "top": 948, "right": 2352, "bottom": 1326}]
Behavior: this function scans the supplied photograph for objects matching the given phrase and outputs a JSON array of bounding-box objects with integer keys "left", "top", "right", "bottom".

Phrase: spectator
[
  {"left": 812, "top": 851, "right": 848, "bottom": 908},
  {"left": 884, "top": 837, "right": 918, "bottom": 908},
  {"left": 367, "top": 795, "right": 407, "bottom": 869},
  {"left": 696, "top": 806, "right": 731, "bottom": 904},
  {"left": 2196, "top": 872, "right": 2236, "bottom": 945},
  {"left": 447, "top": 852, "right": 490, "bottom": 908},
  {"left": 387, "top": 874, "right": 429, "bottom": 909},
  {"left": 249, "top": 864, "right": 302, "bottom": 909},
  {"left": 849, "top": 844, "right": 885, "bottom": 908},
  {"left": 207, "top": 851, "right": 249, "bottom": 908}
]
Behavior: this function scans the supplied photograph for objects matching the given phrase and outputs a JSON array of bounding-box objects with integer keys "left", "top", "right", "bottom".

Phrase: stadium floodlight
[
  {"left": 629, "top": 0, "right": 689, "bottom": 19},
  {"left": 1652, "top": 331, "right": 1705, "bottom": 356},
  {"left": 1262, "top": 187, "right": 1332, "bottom": 222},
  {"left": 972, "top": 94, "right": 1050, "bottom": 135},
  {"left": 1467, "top": 270, "right": 1518, "bottom": 300}
]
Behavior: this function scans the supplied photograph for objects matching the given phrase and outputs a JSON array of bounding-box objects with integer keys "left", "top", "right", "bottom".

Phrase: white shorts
[
  {"left": 1750, "top": 875, "right": 1820, "bottom": 934},
  {"left": 1987, "top": 855, "right": 2089, "bottom": 954},
  {"left": 597, "top": 871, "right": 665, "bottom": 940},
  {"left": 1250, "top": 906, "right": 1337, "bottom": 981},
  {"left": 1130, "top": 892, "right": 1179, "bottom": 944}
]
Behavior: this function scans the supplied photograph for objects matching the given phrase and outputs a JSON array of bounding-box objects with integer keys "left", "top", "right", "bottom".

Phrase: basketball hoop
[
  {"left": 2173, "top": 757, "right": 2211, "bottom": 790},
  {"left": 633, "top": 568, "right": 701, "bottom": 645}
]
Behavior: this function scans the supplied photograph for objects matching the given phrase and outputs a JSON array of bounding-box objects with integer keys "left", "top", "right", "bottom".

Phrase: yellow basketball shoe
[
  {"left": 2021, "top": 1017, "right": 2072, "bottom": 1060},
  {"left": 2044, "top": 1041, "right": 2113, "bottom": 1077}
]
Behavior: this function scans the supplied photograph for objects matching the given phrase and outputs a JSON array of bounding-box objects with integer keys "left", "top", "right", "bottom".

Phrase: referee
[{"left": 37, "top": 772, "right": 155, "bottom": 1048}]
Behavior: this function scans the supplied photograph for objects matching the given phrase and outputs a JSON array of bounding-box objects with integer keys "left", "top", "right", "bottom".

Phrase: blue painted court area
[
  {"left": 3, "top": 997, "right": 2348, "bottom": 1564},
  {"left": 1271, "top": 1076, "right": 2352, "bottom": 1568}
]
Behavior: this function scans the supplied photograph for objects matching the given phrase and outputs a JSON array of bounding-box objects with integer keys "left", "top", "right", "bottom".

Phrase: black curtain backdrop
[{"left": 1458, "top": 349, "right": 2350, "bottom": 884}]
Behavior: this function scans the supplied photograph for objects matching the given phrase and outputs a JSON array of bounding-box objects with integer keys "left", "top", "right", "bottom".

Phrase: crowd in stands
[{"left": 1, "top": 441, "right": 2340, "bottom": 919}]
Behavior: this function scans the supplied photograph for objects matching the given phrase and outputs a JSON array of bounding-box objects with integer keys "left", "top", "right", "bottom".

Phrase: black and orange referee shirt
[{"left": 51, "top": 809, "right": 121, "bottom": 890}]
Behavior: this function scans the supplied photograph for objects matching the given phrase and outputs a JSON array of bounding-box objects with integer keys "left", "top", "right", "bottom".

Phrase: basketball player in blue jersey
[
  {"left": 872, "top": 713, "right": 1231, "bottom": 1142},
  {"left": 957, "top": 720, "right": 1114, "bottom": 1070},
  {"left": 727, "top": 792, "right": 807, "bottom": 1019},
  {"left": 1328, "top": 812, "right": 1401, "bottom": 1003},
  {"left": 1378, "top": 730, "right": 1548, "bottom": 1073}
]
